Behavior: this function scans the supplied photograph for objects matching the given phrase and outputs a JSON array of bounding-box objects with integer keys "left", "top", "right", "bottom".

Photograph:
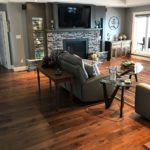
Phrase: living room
[{"left": 0, "top": 0, "right": 150, "bottom": 149}]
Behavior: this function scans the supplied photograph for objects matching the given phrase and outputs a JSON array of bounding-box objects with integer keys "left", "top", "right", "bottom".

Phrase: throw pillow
[
  {"left": 84, "top": 62, "right": 100, "bottom": 78},
  {"left": 93, "top": 63, "right": 100, "bottom": 76}
]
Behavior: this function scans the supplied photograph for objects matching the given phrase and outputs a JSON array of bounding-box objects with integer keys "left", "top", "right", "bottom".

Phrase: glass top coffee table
[
  {"left": 100, "top": 76, "right": 132, "bottom": 118},
  {"left": 117, "top": 62, "right": 144, "bottom": 82}
]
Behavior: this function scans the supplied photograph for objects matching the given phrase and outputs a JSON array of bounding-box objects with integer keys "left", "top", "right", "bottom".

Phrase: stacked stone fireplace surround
[{"left": 47, "top": 29, "right": 101, "bottom": 57}]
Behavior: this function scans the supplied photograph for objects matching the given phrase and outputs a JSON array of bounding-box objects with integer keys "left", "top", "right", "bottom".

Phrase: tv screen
[{"left": 58, "top": 4, "right": 91, "bottom": 28}]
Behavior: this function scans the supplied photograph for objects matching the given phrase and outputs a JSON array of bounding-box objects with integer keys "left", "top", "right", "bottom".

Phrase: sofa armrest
[
  {"left": 82, "top": 75, "right": 113, "bottom": 102},
  {"left": 136, "top": 83, "right": 150, "bottom": 91},
  {"left": 85, "top": 74, "right": 107, "bottom": 84},
  {"left": 135, "top": 83, "right": 150, "bottom": 102}
]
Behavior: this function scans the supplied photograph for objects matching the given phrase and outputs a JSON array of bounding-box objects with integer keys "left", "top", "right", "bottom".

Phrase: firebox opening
[{"left": 63, "top": 39, "right": 88, "bottom": 59}]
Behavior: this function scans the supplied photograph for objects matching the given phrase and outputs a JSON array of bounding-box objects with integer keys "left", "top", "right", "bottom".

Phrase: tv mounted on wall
[{"left": 58, "top": 4, "right": 91, "bottom": 28}]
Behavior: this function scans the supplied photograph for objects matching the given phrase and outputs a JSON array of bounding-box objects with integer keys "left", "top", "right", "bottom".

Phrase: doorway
[
  {"left": 132, "top": 12, "right": 150, "bottom": 57},
  {"left": 0, "top": 11, "right": 11, "bottom": 69}
]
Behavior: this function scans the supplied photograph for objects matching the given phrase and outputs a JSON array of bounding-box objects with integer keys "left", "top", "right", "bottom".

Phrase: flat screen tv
[{"left": 58, "top": 4, "right": 91, "bottom": 28}]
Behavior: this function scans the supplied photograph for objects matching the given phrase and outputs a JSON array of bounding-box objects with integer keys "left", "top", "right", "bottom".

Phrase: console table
[
  {"left": 105, "top": 40, "right": 131, "bottom": 61},
  {"left": 37, "top": 65, "right": 73, "bottom": 103}
]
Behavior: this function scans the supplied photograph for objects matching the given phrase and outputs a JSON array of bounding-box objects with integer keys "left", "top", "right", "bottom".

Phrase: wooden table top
[{"left": 38, "top": 65, "right": 73, "bottom": 82}]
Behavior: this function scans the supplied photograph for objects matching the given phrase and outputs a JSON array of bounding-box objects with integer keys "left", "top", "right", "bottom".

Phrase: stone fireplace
[
  {"left": 47, "top": 29, "right": 100, "bottom": 56},
  {"left": 63, "top": 39, "right": 88, "bottom": 58}
]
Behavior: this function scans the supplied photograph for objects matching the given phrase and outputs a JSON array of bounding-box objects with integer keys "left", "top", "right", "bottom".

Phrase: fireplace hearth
[{"left": 63, "top": 39, "right": 88, "bottom": 58}]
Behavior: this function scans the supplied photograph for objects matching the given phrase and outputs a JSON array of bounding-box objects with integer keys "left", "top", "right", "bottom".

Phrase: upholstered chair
[{"left": 135, "top": 83, "right": 150, "bottom": 120}]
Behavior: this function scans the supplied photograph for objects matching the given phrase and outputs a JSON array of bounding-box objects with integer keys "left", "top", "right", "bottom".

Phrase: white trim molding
[
  {"left": 13, "top": 66, "right": 27, "bottom": 72},
  {"left": 132, "top": 55, "right": 150, "bottom": 62},
  {"left": 0, "top": 11, "right": 11, "bottom": 69},
  {"left": 126, "top": 0, "right": 150, "bottom": 7}
]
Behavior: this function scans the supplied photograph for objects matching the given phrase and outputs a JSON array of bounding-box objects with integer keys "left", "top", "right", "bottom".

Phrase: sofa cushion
[{"left": 60, "top": 52, "right": 89, "bottom": 79}]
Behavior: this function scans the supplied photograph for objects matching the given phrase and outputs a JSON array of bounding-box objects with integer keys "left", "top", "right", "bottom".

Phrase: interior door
[{"left": 0, "top": 11, "right": 11, "bottom": 69}]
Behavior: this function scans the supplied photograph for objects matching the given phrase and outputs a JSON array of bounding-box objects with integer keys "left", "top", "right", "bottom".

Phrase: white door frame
[
  {"left": 0, "top": 11, "right": 11, "bottom": 69},
  {"left": 132, "top": 11, "right": 150, "bottom": 56}
]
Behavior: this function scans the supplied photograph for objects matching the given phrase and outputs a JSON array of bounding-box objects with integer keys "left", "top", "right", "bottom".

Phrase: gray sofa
[
  {"left": 59, "top": 52, "right": 113, "bottom": 102},
  {"left": 135, "top": 83, "right": 150, "bottom": 120}
]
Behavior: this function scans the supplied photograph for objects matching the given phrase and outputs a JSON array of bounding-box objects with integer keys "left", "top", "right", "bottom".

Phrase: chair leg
[{"left": 134, "top": 74, "right": 138, "bottom": 82}]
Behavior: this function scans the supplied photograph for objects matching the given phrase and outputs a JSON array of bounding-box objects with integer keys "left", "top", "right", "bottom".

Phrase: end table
[{"left": 100, "top": 76, "right": 132, "bottom": 117}]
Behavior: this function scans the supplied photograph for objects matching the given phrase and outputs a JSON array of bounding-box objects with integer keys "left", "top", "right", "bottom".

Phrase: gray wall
[
  {"left": 7, "top": 3, "right": 27, "bottom": 67},
  {"left": 0, "top": 4, "right": 7, "bottom": 11},
  {"left": 0, "top": 4, "right": 7, "bottom": 12},
  {"left": 22, "top": 8, "right": 29, "bottom": 60},
  {"left": 105, "top": 7, "right": 126, "bottom": 41},
  {"left": 91, "top": 5, "right": 106, "bottom": 29},
  {"left": 45, "top": 3, "right": 53, "bottom": 29},
  {"left": 125, "top": 5, "right": 150, "bottom": 39},
  {"left": 94, "top": 6, "right": 106, "bottom": 51}
]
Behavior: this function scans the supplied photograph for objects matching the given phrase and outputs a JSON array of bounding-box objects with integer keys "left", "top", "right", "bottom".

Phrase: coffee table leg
[
  {"left": 120, "top": 87, "right": 125, "bottom": 118},
  {"left": 102, "top": 84, "right": 120, "bottom": 109},
  {"left": 134, "top": 74, "right": 138, "bottom": 82}
]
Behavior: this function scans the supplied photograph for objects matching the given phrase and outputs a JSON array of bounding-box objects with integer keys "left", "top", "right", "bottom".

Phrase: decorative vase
[
  {"left": 122, "top": 34, "right": 127, "bottom": 40},
  {"left": 119, "top": 35, "right": 123, "bottom": 40},
  {"left": 50, "top": 20, "right": 54, "bottom": 30},
  {"left": 109, "top": 66, "right": 117, "bottom": 81}
]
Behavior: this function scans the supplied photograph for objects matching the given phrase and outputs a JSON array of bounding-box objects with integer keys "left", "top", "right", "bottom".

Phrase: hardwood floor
[{"left": 0, "top": 57, "right": 150, "bottom": 150}]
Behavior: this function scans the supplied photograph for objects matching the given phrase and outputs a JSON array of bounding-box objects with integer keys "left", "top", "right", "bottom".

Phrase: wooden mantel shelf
[{"left": 46, "top": 28, "right": 102, "bottom": 32}]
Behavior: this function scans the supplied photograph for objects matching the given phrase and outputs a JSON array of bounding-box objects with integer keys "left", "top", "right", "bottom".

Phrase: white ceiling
[{"left": 0, "top": 0, "right": 150, "bottom": 7}]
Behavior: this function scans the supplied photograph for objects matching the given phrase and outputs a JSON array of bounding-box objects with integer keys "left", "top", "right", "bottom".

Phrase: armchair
[
  {"left": 59, "top": 52, "right": 113, "bottom": 102},
  {"left": 135, "top": 83, "right": 150, "bottom": 120}
]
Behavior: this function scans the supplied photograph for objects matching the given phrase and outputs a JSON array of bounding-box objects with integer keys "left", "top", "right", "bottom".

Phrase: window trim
[{"left": 132, "top": 11, "right": 150, "bottom": 56}]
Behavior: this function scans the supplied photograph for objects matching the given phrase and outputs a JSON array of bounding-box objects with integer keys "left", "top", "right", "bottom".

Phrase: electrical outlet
[
  {"left": 21, "top": 59, "right": 24, "bottom": 63},
  {"left": 16, "top": 35, "right": 22, "bottom": 39}
]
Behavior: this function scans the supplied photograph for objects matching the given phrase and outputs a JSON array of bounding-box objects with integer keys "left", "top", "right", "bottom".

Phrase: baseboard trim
[
  {"left": 131, "top": 55, "right": 150, "bottom": 61},
  {"left": 13, "top": 66, "right": 27, "bottom": 72}
]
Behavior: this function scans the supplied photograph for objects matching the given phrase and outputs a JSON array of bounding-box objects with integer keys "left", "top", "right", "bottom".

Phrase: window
[{"left": 132, "top": 13, "right": 150, "bottom": 57}]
